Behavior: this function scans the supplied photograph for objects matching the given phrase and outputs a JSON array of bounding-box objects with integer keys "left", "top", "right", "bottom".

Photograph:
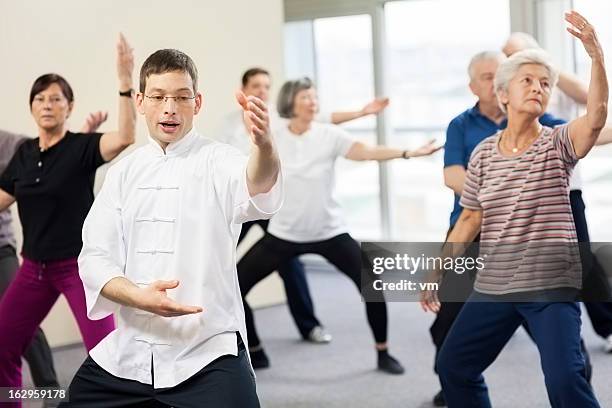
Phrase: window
[
  {"left": 384, "top": 0, "right": 511, "bottom": 240},
  {"left": 539, "top": 0, "right": 612, "bottom": 241},
  {"left": 283, "top": 0, "right": 511, "bottom": 241},
  {"left": 284, "top": 14, "right": 382, "bottom": 239}
]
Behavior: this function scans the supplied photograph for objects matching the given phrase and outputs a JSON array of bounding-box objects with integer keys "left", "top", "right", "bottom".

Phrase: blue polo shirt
[{"left": 444, "top": 103, "right": 566, "bottom": 227}]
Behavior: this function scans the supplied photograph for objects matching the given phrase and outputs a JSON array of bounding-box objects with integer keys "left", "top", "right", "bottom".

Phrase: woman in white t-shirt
[
  {"left": 238, "top": 77, "right": 440, "bottom": 374},
  {"left": 220, "top": 69, "right": 393, "bottom": 360}
]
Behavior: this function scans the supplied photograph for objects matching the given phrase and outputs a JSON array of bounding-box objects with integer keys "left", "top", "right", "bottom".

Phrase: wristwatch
[
  {"left": 402, "top": 150, "right": 411, "bottom": 159},
  {"left": 119, "top": 89, "right": 134, "bottom": 97}
]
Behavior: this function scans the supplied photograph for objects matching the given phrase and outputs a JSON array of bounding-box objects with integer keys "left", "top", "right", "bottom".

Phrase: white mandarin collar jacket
[{"left": 79, "top": 128, "right": 283, "bottom": 387}]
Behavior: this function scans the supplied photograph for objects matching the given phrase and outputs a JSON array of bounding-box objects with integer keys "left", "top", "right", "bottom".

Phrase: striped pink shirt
[{"left": 460, "top": 124, "right": 582, "bottom": 295}]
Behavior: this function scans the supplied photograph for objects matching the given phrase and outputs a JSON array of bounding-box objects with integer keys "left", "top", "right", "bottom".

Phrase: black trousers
[
  {"left": 239, "top": 220, "right": 321, "bottom": 338},
  {"left": 0, "top": 245, "right": 58, "bottom": 387},
  {"left": 238, "top": 232, "right": 388, "bottom": 347},
  {"left": 60, "top": 335, "right": 259, "bottom": 408}
]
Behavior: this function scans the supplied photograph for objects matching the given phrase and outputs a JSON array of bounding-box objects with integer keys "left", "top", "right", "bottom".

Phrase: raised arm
[
  {"left": 595, "top": 126, "right": 612, "bottom": 146},
  {"left": 99, "top": 33, "right": 137, "bottom": 162},
  {"left": 330, "top": 97, "right": 390, "bottom": 125},
  {"left": 236, "top": 92, "right": 281, "bottom": 196},
  {"left": 566, "top": 11, "right": 609, "bottom": 158},
  {"left": 0, "top": 189, "right": 15, "bottom": 213},
  {"left": 345, "top": 139, "right": 441, "bottom": 161}
]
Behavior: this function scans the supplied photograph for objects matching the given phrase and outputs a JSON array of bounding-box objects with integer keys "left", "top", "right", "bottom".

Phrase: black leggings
[
  {"left": 238, "top": 233, "right": 388, "bottom": 347},
  {"left": 238, "top": 220, "right": 321, "bottom": 338}
]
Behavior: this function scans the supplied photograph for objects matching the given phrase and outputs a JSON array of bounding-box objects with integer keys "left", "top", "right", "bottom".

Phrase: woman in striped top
[{"left": 422, "top": 11, "right": 607, "bottom": 408}]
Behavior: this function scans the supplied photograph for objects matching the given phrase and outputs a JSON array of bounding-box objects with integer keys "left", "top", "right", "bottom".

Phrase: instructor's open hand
[
  {"left": 237, "top": 92, "right": 272, "bottom": 148},
  {"left": 137, "top": 280, "right": 203, "bottom": 317}
]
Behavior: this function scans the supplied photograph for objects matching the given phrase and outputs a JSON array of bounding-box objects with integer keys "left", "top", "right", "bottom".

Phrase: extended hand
[
  {"left": 137, "top": 280, "right": 203, "bottom": 317},
  {"left": 361, "top": 97, "right": 390, "bottom": 116},
  {"left": 420, "top": 287, "right": 440, "bottom": 313},
  {"left": 565, "top": 11, "right": 603, "bottom": 61},
  {"left": 117, "top": 33, "right": 134, "bottom": 89},
  {"left": 409, "top": 139, "right": 443, "bottom": 158},
  {"left": 80, "top": 111, "right": 109, "bottom": 133},
  {"left": 237, "top": 92, "right": 272, "bottom": 147}
]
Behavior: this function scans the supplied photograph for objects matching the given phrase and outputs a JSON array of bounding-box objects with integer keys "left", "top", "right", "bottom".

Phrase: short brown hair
[
  {"left": 241, "top": 67, "right": 270, "bottom": 87},
  {"left": 139, "top": 49, "right": 198, "bottom": 93},
  {"left": 29, "top": 74, "right": 74, "bottom": 107}
]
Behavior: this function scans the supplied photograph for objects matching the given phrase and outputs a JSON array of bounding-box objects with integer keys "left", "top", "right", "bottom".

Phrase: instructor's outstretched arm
[{"left": 237, "top": 92, "right": 281, "bottom": 196}]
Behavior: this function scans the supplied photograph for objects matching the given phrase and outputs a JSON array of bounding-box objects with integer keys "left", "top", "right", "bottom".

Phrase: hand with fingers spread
[
  {"left": 137, "top": 280, "right": 203, "bottom": 317},
  {"left": 361, "top": 97, "right": 390, "bottom": 116},
  {"left": 407, "top": 139, "right": 443, "bottom": 158},
  {"left": 117, "top": 33, "right": 135, "bottom": 91},
  {"left": 236, "top": 91, "right": 272, "bottom": 148},
  {"left": 565, "top": 11, "right": 603, "bottom": 61},
  {"left": 80, "top": 111, "right": 109, "bottom": 133}
]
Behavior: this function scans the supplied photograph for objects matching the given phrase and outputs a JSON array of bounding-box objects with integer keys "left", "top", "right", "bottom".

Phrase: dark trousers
[
  {"left": 570, "top": 191, "right": 612, "bottom": 338},
  {"left": 239, "top": 220, "right": 321, "bottom": 339},
  {"left": 438, "top": 296, "right": 599, "bottom": 408},
  {"left": 60, "top": 335, "right": 260, "bottom": 408},
  {"left": 238, "top": 233, "right": 388, "bottom": 347},
  {"left": 0, "top": 245, "right": 58, "bottom": 387},
  {"left": 431, "top": 190, "right": 609, "bottom": 372}
]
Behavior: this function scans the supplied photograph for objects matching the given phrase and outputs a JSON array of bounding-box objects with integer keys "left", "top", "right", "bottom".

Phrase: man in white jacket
[{"left": 61, "top": 49, "right": 282, "bottom": 408}]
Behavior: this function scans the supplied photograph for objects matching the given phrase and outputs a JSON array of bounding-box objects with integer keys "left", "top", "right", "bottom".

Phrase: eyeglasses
[{"left": 144, "top": 95, "right": 196, "bottom": 105}]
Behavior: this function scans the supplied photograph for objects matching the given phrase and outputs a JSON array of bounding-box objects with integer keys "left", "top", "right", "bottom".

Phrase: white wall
[{"left": 1, "top": 0, "right": 286, "bottom": 347}]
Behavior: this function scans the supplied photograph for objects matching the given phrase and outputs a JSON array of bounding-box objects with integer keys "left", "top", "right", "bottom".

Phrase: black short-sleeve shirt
[{"left": 0, "top": 131, "right": 106, "bottom": 261}]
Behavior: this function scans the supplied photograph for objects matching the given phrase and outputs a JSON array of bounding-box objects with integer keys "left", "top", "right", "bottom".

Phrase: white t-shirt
[
  {"left": 267, "top": 122, "right": 355, "bottom": 242},
  {"left": 549, "top": 88, "right": 583, "bottom": 191},
  {"left": 218, "top": 109, "right": 333, "bottom": 155}
]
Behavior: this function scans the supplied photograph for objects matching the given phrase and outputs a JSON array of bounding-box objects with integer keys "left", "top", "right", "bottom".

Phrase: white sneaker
[
  {"left": 307, "top": 326, "right": 332, "bottom": 344},
  {"left": 604, "top": 334, "right": 612, "bottom": 353}
]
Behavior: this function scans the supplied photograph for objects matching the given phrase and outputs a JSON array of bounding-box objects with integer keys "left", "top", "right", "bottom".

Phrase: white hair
[
  {"left": 494, "top": 49, "right": 559, "bottom": 113},
  {"left": 467, "top": 51, "right": 505, "bottom": 80},
  {"left": 506, "top": 32, "right": 540, "bottom": 50}
]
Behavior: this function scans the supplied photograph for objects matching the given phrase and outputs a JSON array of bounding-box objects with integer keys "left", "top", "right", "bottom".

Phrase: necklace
[{"left": 500, "top": 126, "right": 541, "bottom": 154}]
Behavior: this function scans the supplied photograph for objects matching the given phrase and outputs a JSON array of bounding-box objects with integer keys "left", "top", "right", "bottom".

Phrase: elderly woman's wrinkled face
[
  {"left": 500, "top": 63, "right": 552, "bottom": 116},
  {"left": 292, "top": 87, "right": 318, "bottom": 121}
]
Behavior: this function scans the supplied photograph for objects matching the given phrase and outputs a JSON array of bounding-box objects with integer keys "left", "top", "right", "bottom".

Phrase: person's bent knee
[
  {"left": 544, "top": 364, "right": 589, "bottom": 398},
  {"left": 436, "top": 346, "right": 459, "bottom": 383}
]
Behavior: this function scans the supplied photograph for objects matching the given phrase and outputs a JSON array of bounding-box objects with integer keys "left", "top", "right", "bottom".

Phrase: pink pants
[{"left": 0, "top": 257, "right": 115, "bottom": 399}]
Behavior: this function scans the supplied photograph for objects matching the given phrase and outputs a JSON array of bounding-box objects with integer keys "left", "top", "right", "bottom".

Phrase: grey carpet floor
[{"left": 23, "top": 262, "right": 612, "bottom": 408}]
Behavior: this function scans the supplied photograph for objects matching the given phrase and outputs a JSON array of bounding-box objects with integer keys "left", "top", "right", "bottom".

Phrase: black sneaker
[
  {"left": 249, "top": 348, "right": 270, "bottom": 369},
  {"left": 432, "top": 390, "right": 447, "bottom": 407},
  {"left": 377, "top": 351, "right": 405, "bottom": 375}
]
